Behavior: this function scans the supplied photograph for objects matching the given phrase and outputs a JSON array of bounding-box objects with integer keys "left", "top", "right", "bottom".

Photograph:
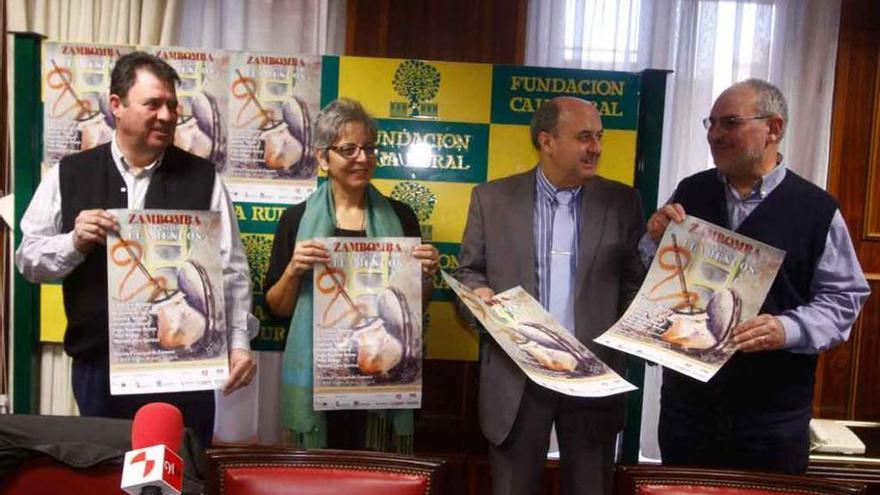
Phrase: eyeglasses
[
  {"left": 702, "top": 114, "right": 770, "bottom": 131},
  {"left": 326, "top": 144, "right": 379, "bottom": 159}
]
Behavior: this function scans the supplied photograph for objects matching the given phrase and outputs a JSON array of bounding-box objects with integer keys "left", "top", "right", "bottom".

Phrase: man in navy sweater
[{"left": 642, "top": 79, "right": 870, "bottom": 474}]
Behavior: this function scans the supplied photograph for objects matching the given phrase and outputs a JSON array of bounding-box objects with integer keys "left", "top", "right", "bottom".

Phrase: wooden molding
[{"left": 864, "top": 48, "right": 880, "bottom": 240}]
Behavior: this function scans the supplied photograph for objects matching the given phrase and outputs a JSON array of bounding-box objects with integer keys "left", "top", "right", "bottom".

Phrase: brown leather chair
[
  {"left": 614, "top": 465, "right": 866, "bottom": 495},
  {"left": 205, "top": 447, "right": 444, "bottom": 495}
]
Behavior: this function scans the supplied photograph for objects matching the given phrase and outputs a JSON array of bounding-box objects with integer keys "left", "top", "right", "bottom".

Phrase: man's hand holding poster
[
  {"left": 313, "top": 237, "right": 423, "bottom": 411},
  {"left": 595, "top": 216, "right": 785, "bottom": 382},
  {"left": 107, "top": 209, "right": 229, "bottom": 395},
  {"left": 443, "top": 272, "right": 635, "bottom": 397}
]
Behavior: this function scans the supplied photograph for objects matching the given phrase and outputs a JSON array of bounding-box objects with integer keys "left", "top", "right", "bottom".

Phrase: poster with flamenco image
[
  {"left": 442, "top": 272, "right": 636, "bottom": 397},
  {"left": 106, "top": 209, "right": 229, "bottom": 395},
  {"left": 595, "top": 216, "right": 785, "bottom": 382},
  {"left": 224, "top": 52, "right": 321, "bottom": 204},
  {"left": 150, "top": 46, "right": 231, "bottom": 170},
  {"left": 41, "top": 42, "right": 134, "bottom": 171},
  {"left": 312, "top": 238, "right": 422, "bottom": 411}
]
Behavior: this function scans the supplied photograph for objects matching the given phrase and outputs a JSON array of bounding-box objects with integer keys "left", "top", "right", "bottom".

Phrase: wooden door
[{"left": 816, "top": 0, "right": 880, "bottom": 421}]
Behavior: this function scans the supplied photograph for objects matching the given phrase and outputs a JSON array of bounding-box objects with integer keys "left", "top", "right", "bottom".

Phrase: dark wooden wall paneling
[
  {"left": 817, "top": 0, "right": 880, "bottom": 421},
  {"left": 345, "top": 0, "right": 527, "bottom": 64}
]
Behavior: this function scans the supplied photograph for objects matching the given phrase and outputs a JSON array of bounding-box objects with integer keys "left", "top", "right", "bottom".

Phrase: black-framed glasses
[
  {"left": 326, "top": 144, "right": 379, "bottom": 159},
  {"left": 702, "top": 114, "right": 770, "bottom": 131}
]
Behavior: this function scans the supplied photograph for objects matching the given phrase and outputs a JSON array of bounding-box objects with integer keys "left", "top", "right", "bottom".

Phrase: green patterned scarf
[{"left": 280, "top": 181, "right": 414, "bottom": 453}]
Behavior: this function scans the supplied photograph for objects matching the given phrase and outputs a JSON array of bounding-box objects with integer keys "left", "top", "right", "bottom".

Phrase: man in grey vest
[
  {"left": 643, "top": 79, "right": 870, "bottom": 473},
  {"left": 16, "top": 52, "right": 257, "bottom": 448},
  {"left": 455, "top": 96, "right": 645, "bottom": 495}
]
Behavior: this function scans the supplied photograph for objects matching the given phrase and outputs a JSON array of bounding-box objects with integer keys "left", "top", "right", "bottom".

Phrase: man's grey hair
[
  {"left": 313, "top": 98, "right": 378, "bottom": 151},
  {"left": 737, "top": 78, "right": 788, "bottom": 123},
  {"left": 529, "top": 100, "right": 562, "bottom": 150}
]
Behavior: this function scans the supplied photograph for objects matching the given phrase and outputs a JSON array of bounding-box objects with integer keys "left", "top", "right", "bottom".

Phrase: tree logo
[
  {"left": 390, "top": 60, "right": 441, "bottom": 119},
  {"left": 390, "top": 181, "right": 437, "bottom": 240}
]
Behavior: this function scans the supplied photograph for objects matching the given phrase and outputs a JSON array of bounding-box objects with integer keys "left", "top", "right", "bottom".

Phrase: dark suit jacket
[{"left": 454, "top": 168, "right": 645, "bottom": 446}]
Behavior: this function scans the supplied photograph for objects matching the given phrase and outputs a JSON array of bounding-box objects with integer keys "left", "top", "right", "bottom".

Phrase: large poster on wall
[
  {"left": 150, "top": 47, "right": 230, "bottom": 171},
  {"left": 42, "top": 42, "right": 133, "bottom": 171},
  {"left": 225, "top": 52, "right": 321, "bottom": 205},
  {"left": 225, "top": 53, "right": 323, "bottom": 352}
]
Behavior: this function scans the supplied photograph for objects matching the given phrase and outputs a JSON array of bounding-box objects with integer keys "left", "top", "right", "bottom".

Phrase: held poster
[
  {"left": 106, "top": 209, "right": 229, "bottom": 395},
  {"left": 312, "top": 238, "right": 423, "bottom": 410},
  {"left": 442, "top": 272, "right": 636, "bottom": 397},
  {"left": 595, "top": 216, "right": 785, "bottom": 382}
]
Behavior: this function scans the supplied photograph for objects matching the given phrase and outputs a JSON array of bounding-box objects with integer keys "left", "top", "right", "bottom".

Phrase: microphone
[{"left": 121, "top": 402, "right": 185, "bottom": 495}]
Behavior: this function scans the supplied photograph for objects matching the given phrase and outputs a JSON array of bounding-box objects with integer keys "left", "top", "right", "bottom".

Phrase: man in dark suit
[
  {"left": 454, "top": 96, "right": 645, "bottom": 495},
  {"left": 16, "top": 52, "right": 257, "bottom": 448}
]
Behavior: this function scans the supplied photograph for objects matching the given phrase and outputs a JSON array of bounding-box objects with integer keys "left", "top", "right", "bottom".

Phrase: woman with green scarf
[{"left": 263, "top": 98, "right": 439, "bottom": 453}]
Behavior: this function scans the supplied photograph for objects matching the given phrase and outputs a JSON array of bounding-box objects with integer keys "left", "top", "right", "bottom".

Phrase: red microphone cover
[{"left": 131, "top": 402, "right": 184, "bottom": 451}]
